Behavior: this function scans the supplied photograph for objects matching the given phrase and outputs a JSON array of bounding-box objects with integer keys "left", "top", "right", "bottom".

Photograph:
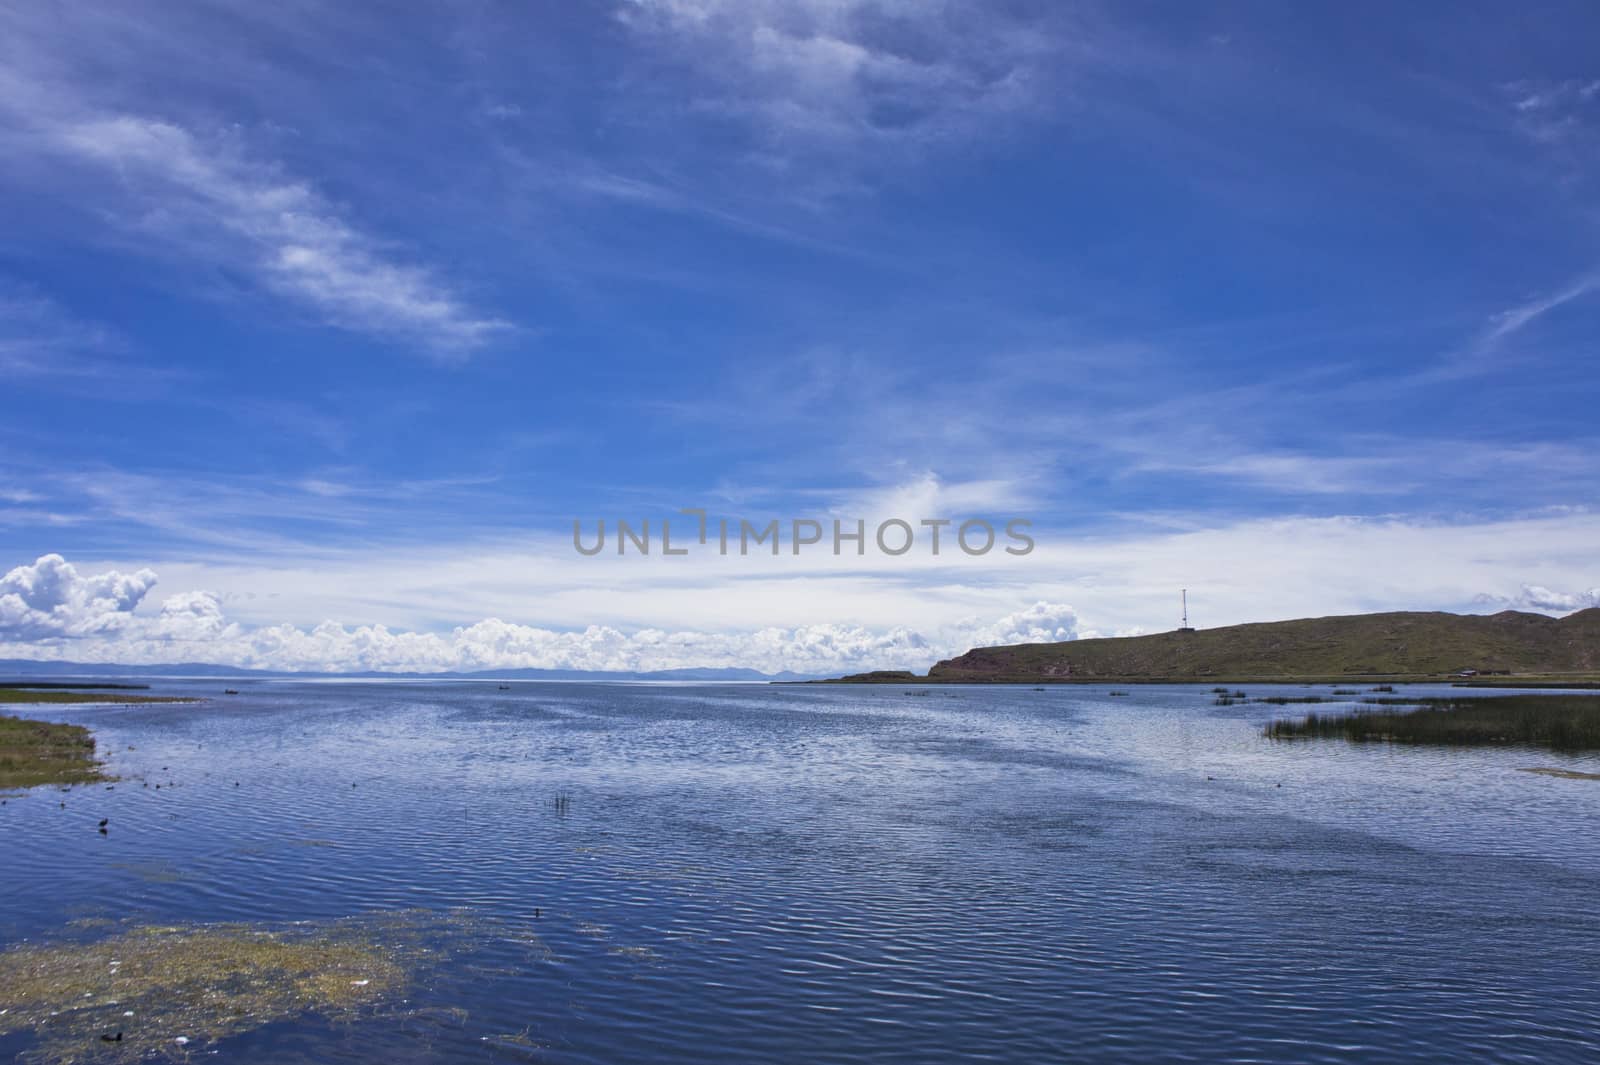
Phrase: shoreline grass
[
  {"left": 0, "top": 713, "right": 110, "bottom": 790},
  {"left": 0, "top": 687, "right": 197, "bottom": 705},
  {"left": 1264, "top": 694, "right": 1600, "bottom": 752}
]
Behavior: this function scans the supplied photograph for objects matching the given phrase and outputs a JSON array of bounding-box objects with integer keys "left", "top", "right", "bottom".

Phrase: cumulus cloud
[
  {"left": 1477, "top": 584, "right": 1600, "bottom": 615},
  {"left": 154, "top": 591, "right": 240, "bottom": 642},
  {"left": 205, "top": 617, "right": 939, "bottom": 675},
  {"left": 962, "top": 601, "right": 1079, "bottom": 648},
  {"left": 0, "top": 554, "right": 157, "bottom": 640},
  {"left": 0, "top": 554, "right": 1073, "bottom": 675}
]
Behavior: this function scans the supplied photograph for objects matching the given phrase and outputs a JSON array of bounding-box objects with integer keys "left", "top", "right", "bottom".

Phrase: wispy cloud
[
  {"left": 1481, "top": 272, "right": 1600, "bottom": 348},
  {"left": 41, "top": 115, "right": 511, "bottom": 357},
  {"left": 1502, "top": 76, "right": 1600, "bottom": 145},
  {"left": 0, "top": 41, "right": 511, "bottom": 361},
  {"left": 1130, "top": 451, "right": 1414, "bottom": 496},
  {"left": 1426, "top": 269, "right": 1600, "bottom": 380},
  {"left": 0, "top": 282, "right": 123, "bottom": 378}
]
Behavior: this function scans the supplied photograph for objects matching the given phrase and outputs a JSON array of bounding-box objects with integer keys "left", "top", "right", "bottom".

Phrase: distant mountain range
[
  {"left": 0, "top": 659, "right": 823, "bottom": 683},
  {"left": 832, "top": 609, "right": 1600, "bottom": 683}
]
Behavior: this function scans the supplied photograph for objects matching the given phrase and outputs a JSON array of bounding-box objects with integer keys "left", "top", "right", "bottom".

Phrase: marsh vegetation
[
  {"left": 0, "top": 714, "right": 109, "bottom": 791},
  {"left": 1264, "top": 694, "right": 1600, "bottom": 752},
  {"left": 0, "top": 688, "right": 195, "bottom": 705}
]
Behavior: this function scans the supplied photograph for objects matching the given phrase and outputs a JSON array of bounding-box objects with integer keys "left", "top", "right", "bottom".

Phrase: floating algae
[{"left": 0, "top": 910, "right": 471, "bottom": 1064}]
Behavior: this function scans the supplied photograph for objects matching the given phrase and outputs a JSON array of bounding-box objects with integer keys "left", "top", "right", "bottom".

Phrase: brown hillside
[{"left": 926, "top": 609, "right": 1600, "bottom": 681}]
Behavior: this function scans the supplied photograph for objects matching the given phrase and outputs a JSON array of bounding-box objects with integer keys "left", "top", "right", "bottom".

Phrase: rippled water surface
[{"left": 6, "top": 681, "right": 1600, "bottom": 1063}]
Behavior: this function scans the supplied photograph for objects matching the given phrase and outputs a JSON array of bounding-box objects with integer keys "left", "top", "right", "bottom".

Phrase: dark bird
[{"left": 99, "top": 818, "right": 109, "bottom": 827}]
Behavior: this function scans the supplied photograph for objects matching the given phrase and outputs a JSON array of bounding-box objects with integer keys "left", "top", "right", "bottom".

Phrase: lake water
[{"left": 5, "top": 681, "right": 1600, "bottom": 1063}]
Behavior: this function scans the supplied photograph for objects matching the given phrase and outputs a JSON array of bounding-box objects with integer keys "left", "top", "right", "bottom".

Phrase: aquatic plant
[
  {"left": 1264, "top": 695, "right": 1600, "bottom": 752},
  {"left": 0, "top": 911, "right": 466, "bottom": 1064}
]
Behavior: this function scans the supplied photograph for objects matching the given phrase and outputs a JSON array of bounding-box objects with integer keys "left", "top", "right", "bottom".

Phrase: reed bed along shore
[{"left": 1264, "top": 694, "right": 1600, "bottom": 751}]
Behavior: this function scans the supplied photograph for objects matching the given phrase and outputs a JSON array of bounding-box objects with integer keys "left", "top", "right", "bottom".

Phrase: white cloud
[
  {"left": 0, "top": 11, "right": 507, "bottom": 356},
  {"left": 962, "top": 601, "right": 1079, "bottom": 648},
  {"left": 1502, "top": 77, "right": 1600, "bottom": 145},
  {"left": 619, "top": 0, "right": 1062, "bottom": 156},
  {"left": 221, "top": 617, "right": 943, "bottom": 675},
  {"left": 69, "top": 505, "right": 1600, "bottom": 642},
  {"left": 1479, "top": 272, "right": 1600, "bottom": 353},
  {"left": 1410, "top": 270, "right": 1600, "bottom": 382},
  {"left": 0, "top": 282, "right": 127, "bottom": 378},
  {"left": 6, "top": 100, "right": 509, "bottom": 357},
  {"left": 154, "top": 590, "right": 239, "bottom": 642},
  {"left": 64, "top": 116, "right": 510, "bottom": 356},
  {"left": 8, "top": 510, "right": 1600, "bottom": 673},
  {"left": 1477, "top": 584, "right": 1600, "bottom": 615},
  {"left": 0, "top": 553, "right": 1068, "bottom": 675},
  {"left": 0, "top": 554, "right": 157, "bottom": 640},
  {"left": 840, "top": 471, "right": 1032, "bottom": 520},
  {"left": 1133, "top": 451, "right": 1414, "bottom": 496}
]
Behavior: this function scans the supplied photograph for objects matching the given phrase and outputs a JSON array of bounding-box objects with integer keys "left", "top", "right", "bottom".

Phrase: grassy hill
[{"left": 909, "top": 609, "right": 1600, "bottom": 683}]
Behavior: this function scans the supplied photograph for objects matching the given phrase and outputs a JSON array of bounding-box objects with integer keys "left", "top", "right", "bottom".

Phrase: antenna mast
[{"left": 1182, "top": 588, "right": 1188, "bottom": 629}]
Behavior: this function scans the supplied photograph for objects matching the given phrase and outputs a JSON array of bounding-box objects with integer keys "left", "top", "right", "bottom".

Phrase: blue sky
[{"left": 2, "top": 1, "right": 1599, "bottom": 673}]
